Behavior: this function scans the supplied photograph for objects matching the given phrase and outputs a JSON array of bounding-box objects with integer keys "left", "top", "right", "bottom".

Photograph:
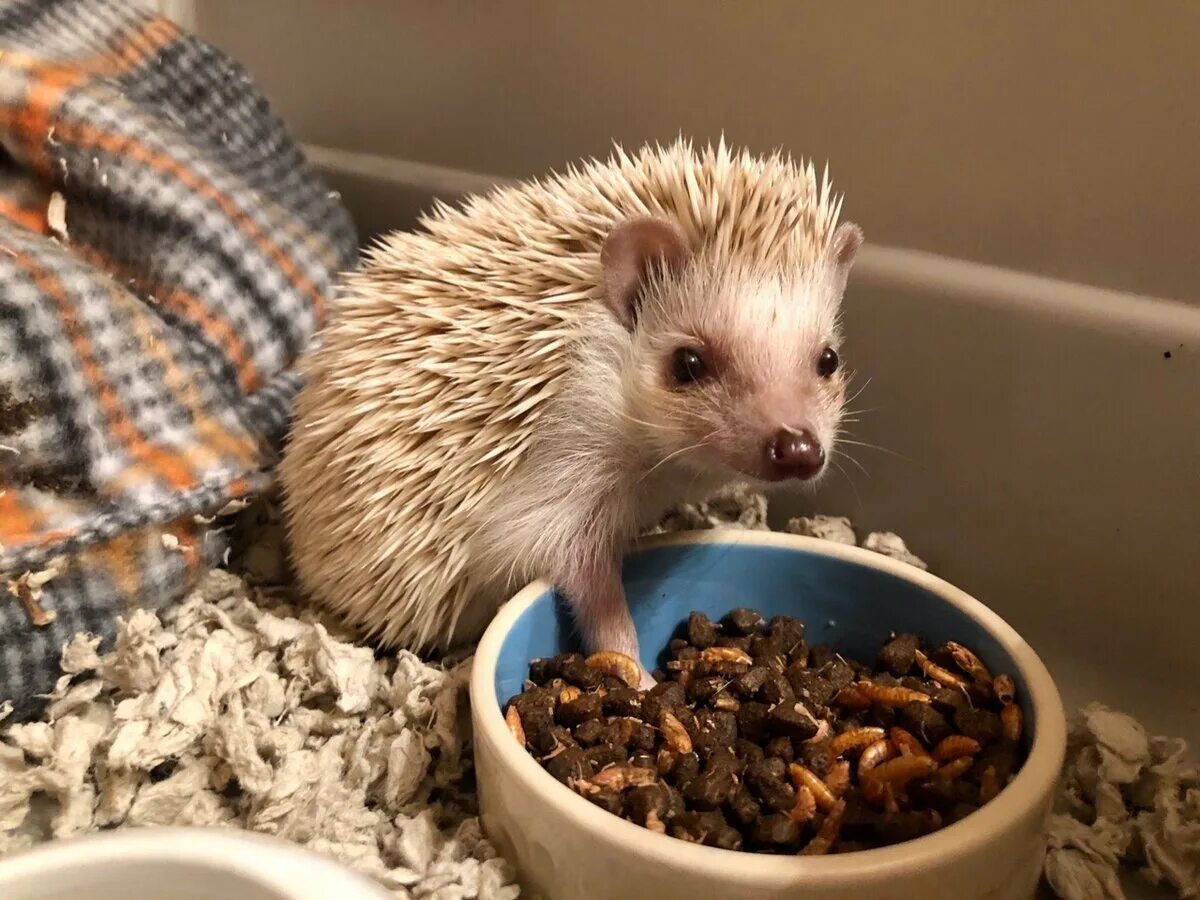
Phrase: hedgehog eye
[
  {"left": 817, "top": 346, "right": 839, "bottom": 378},
  {"left": 671, "top": 347, "right": 709, "bottom": 385}
]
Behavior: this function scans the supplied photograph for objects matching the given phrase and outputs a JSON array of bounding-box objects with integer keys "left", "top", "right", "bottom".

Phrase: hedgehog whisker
[
  {"left": 835, "top": 438, "right": 901, "bottom": 459},
  {"left": 617, "top": 410, "right": 674, "bottom": 433},
  {"left": 828, "top": 456, "right": 865, "bottom": 510},
  {"left": 641, "top": 440, "right": 708, "bottom": 481},
  {"left": 641, "top": 427, "right": 720, "bottom": 482},
  {"left": 837, "top": 409, "right": 880, "bottom": 424},
  {"left": 844, "top": 377, "right": 873, "bottom": 408},
  {"left": 833, "top": 447, "right": 871, "bottom": 479}
]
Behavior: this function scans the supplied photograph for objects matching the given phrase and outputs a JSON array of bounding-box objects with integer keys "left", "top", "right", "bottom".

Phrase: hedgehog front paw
[{"left": 637, "top": 666, "right": 657, "bottom": 691}]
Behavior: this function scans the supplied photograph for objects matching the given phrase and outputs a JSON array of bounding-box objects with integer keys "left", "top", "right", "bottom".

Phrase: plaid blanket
[{"left": 0, "top": 0, "right": 357, "bottom": 719}]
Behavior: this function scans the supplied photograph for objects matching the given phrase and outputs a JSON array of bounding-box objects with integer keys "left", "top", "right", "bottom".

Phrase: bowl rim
[
  {"left": 0, "top": 825, "right": 391, "bottom": 898},
  {"left": 470, "top": 528, "right": 1067, "bottom": 885}
]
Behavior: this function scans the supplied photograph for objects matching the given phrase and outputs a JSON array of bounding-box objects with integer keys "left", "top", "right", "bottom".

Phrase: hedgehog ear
[
  {"left": 828, "top": 222, "right": 863, "bottom": 296},
  {"left": 831, "top": 222, "right": 863, "bottom": 271},
  {"left": 600, "top": 217, "right": 690, "bottom": 330}
]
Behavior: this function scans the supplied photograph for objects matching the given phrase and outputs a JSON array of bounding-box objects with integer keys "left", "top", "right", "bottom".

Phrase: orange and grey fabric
[{"left": 0, "top": 0, "right": 357, "bottom": 719}]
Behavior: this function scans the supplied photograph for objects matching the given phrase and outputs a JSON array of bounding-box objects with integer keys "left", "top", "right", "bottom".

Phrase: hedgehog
[{"left": 279, "top": 139, "right": 863, "bottom": 685}]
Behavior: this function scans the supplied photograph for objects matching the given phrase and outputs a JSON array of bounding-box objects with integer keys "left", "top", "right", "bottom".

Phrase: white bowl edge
[{"left": 0, "top": 826, "right": 391, "bottom": 899}]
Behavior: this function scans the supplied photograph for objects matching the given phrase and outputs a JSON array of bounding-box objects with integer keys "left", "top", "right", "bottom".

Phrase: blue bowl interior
[{"left": 494, "top": 541, "right": 1035, "bottom": 745}]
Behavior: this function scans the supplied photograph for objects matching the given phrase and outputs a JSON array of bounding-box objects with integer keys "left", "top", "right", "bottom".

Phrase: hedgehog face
[{"left": 603, "top": 216, "right": 863, "bottom": 487}]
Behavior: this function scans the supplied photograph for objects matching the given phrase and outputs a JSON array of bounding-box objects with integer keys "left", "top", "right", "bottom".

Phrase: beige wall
[{"left": 189, "top": 1, "right": 1199, "bottom": 305}]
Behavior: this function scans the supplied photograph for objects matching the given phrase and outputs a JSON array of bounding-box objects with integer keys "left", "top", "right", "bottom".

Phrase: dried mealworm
[
  {"left": 805, "top": 718, "right": 831, "bottom": 745},
  {"left": 658, "top": 710, "right": 693, "bottom": 755},
  {"left": 993, "top": 673, "right": 1016, "bottom": 707},
  {"left": 881, "top": 782, "right": 900, "bottom": 815},
  {"left": 930, "top": 734, "right": 981, "bottom": 763},
  {"left": 832, "top": 683, "right": 873, "bottom": 709},
  {"left": 823, "top": 759, "right": 851, "bottom": 797},
  {"left": 666, "top": 658, "right": 699, "bottom": 671},
  {"left": 799, "top": 799, "right": 846, "bottom": 855},
  {"left": 11, "top": 577, "right": 56, "bottom": 627},
  {"left": 857, "top": 738, "right": 896, "bottom": 780},
  {"left": 789, "top": 762, "right": 838, "bottom": 812},
  {"left": 505, "top": 705, "right": 526, "bottom": 747},
  {"left": 889, "top": 726, "right": 930, "bottom": 758},
  {"left": 590, "top": 764, "right": 658, "bottom": 792},
  {"left": 559, "top": 685, "right": 582, "bottom": 704},
  {"left": 656, "top": 748, "right": 676, "bottom": 775},
  {"left": 979, "top": 764, "right": 1001, "bottom": 803},
  {"left": 856, "top": 681, "right": 933, "bottom": 707},
  {"left": 645, "top": 809, "right": 666, "bottom": 833},
  {"left": 713, "top": 693, "right": 741, "bottom": 712},
  {"left": 914, "top": 649, "right": 968, "bottom": 689},
  {"left": 945, "top": 641, "right": 993, "bottom": 684},
  {"left": 1001, "top": 702, "right": 1023, "bottom": 743},
  {"left": 829, "top": 726, "right": 886, "bottom": 757},
  {"left": 585, "top": 651, "right": 641, "bottom": 688},
  {"left": 934, "top": 756, "right": 975, "bottom": 782},
  {"left": 700, "top": 646, "right": 753, "bottom": 664},
  {"left": 861, "top": 755, "right": 937, "bottom": 806},
  {"left": 789, "top": 784, "right": 817, "bottom": 824}
]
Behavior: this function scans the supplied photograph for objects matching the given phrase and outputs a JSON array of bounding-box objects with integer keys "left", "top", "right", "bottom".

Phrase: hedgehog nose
[{"left": 766, "top": 429, "right": 825, "bottom": 481}]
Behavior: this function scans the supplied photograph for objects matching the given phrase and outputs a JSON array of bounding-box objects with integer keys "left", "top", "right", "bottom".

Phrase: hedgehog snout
[{"left": 764, "top": 428, "right": 825, "bottom": 481}]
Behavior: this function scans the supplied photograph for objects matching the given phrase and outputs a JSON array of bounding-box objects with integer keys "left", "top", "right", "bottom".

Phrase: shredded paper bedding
[{"left": 1, "top": 496, "right": 1197, "bottom": 900}]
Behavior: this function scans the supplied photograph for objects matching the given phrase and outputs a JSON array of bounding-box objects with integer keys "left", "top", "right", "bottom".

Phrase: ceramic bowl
[
  {"left": 0, "top": 826, "right": 391, "bottom": 900},
  {"left": 470, "top": 529, "right": 1066, "bottom": 900}
]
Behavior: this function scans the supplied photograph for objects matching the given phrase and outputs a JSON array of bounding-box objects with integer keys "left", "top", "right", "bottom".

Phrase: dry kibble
[
  {"left": 725, "top": 607, "right": 765, "bottom": 635},
  {"left": 687, "top": 611, "right": 719, "bottom": 649},
  {"left": 510, "top": 606, "right": 1024, "bottom": 855},
  {"left": 735, "top": 701, "right": 772, "bottom": 743},
  {"left": 750, "top": 813, "right": 802, "bottom": 849},
  {"left": 900, "top": 701, "right": 953, "bottom": 746},
  {"left": 557, "top": 693, "right": 602, "bottom": 727},
  {"left": 768, "top": 701, "right": 820, "bottom": 741},
  {"left": 954, "top": 707, "right": 1002, "bottom": 745},
  {"left": 877, "top": 633, "right": 919, "bottom": 675},
  {"left": 602, "top": 687, "right": 642, "bottom": 718}
]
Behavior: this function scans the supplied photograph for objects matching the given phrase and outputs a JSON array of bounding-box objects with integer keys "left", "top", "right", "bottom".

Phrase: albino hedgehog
[{"left": 280, "top": 139, "right": 863, "bottom": 685}]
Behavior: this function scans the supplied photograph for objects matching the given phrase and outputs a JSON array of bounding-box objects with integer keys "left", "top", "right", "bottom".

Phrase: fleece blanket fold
[{"left": 0, "top": 0, "right": 357, "bottom": 719}]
